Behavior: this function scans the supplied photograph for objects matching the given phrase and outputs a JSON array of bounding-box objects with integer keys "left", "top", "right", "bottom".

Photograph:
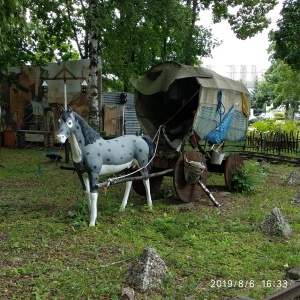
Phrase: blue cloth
[{"left": 206, "top": 104, "right": 237, "bottom": 144}]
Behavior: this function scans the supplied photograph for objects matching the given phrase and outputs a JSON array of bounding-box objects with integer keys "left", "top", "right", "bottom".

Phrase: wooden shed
[{"left": 0, "top": 59, "right": 141, "bottom": 147}]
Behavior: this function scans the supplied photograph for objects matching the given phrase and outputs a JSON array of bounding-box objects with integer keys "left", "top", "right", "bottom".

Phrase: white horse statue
[{"left": 57, "top": 107, "right": 154, "bottom": 226}]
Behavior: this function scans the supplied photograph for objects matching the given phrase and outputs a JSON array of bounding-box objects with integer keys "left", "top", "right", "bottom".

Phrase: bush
[
  {"left": 231, "top": 161, "right": 267, "bottom": 194},
  {"left": 249, "top": 119, "right": 299, "bottom": 136}
]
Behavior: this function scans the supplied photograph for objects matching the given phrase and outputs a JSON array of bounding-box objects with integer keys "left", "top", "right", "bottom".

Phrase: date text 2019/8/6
[{"left": 210, "top": 279, "right": 291, "bottom": 289}]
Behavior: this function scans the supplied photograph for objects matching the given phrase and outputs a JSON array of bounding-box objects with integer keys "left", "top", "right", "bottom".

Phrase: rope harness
[{"left": 216, "top": 90, "right": 225, "bottom": 125}]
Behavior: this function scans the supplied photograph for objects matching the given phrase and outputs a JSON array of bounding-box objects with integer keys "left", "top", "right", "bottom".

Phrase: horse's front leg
[
  {"left": 83, "top": 173, "right": 98, "bottom": 226},
  {"left": 82, "top": 173, "right": 91, "bottom": 210},
  {"left": 89, "top": 192, "right": 98, "bottom": 226},
  {"left": 120, "top": 180, "right": 133, "bottom": 212}
]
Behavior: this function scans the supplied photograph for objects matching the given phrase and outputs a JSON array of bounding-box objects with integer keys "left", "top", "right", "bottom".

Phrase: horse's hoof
[
  {"left": 119, "top": 206, "right": 125, "bottom": 212},
  {"left": 89, "top": 222, "right": 96, "bottom": 227}
]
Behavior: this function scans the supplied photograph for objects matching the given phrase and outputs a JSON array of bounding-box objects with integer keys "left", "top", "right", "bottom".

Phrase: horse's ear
[
  {"left": 60, "top": 105, "right": 64, "bottom": 112},
  {"left": 67, "top": 106, "right": 72, "bottom": 112}
]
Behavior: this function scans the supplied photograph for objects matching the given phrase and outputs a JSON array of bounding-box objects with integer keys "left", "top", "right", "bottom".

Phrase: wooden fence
[{"left": 245, "top": 131, "right": 300, "bottom": 156}]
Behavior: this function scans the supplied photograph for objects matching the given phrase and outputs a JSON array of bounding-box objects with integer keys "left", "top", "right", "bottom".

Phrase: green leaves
[
  {"left": 252, "top": 60, "right": 300, "bottom": 112},
  {"left": 232, "top": 161, "right": 267, "bottom": 194},
  {"left": 0, "top": 0, "right": 280, "bottom": 92},
  {"left": 211, "top": 0, "right": 277, "bottom": 39},
  {"left": 272, "top": 0, "right": 300, "bottom": 70}
]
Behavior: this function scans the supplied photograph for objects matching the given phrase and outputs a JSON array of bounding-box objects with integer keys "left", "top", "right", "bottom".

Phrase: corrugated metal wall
[{"left": 102, "top": 92, "right": 141, "bottom": 135}]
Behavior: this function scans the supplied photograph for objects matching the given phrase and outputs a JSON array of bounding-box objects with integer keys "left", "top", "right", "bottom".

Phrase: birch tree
[{"left": 87, "top": 0, "right": 100, "bottom": 130}]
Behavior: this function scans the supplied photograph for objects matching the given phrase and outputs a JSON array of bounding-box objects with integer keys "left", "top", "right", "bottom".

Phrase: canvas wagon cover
[{"left": 130, "top": 61, "right": 250, "bottom": 143}]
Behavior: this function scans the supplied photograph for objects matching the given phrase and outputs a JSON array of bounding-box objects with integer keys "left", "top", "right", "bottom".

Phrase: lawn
[{"left": 1, "top": 146, "right": 300, "bottom": 300}]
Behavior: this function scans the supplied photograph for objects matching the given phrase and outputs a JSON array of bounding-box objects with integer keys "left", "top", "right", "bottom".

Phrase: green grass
[{"left": 1, "top": 147, "right": 300, "bottom": 299}]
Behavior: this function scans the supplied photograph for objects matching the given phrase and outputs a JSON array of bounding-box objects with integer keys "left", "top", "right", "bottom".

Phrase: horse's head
[{"left": 56, "top": 106, "right": 76, "bottom": 144}]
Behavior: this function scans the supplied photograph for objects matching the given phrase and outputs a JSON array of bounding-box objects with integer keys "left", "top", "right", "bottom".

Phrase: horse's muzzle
[{"left": 56, "top": 134, "right": 67, "bottom": 144}]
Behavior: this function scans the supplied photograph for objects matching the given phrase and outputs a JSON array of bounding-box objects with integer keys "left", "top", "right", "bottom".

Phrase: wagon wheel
[
  {"left": 173, "top": 151, "right": 208, "bottom": 203},
  {"left": 224, "top": 153, "right": 245, "bottom": 192},
  {"left": 132, "top": 171, "right": 164, "bottom": 196}
]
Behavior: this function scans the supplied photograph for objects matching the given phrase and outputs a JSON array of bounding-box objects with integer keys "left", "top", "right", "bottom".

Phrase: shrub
[
  {"left": 249, "top": 119, "right": 299, "bottom": 134},
  {"left": 231, "top": 161, "right": 267, "bottom": 194}
]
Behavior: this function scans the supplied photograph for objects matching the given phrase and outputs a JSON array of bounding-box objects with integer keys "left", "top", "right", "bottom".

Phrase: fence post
[{"left": 245, "top": 130, "right": 300, "bottom": 156}]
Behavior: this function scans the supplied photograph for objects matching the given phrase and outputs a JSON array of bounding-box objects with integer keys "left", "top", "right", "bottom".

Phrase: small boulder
[
  {"left": 120, "top": 287, "right": 134, "bottom": 300},
  {"left": 287, "top": 266, "right": 300, "bottom": 280},
  {"left": 286, "top": 171, "right": 300, "bottom": 185},
  {"left": 259, "top": 207, "right": 292, "bottom": 237},
  {"left": 291, "top": 189, "right": 300, "bottom": 204},
  {"left": 124, "top": 246, "right": 170, "bottom": 291}
]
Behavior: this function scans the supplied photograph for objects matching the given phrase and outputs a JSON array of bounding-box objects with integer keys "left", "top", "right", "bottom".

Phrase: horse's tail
[{"left": 142, "top": 135, "right": 154, "bottom": 174}]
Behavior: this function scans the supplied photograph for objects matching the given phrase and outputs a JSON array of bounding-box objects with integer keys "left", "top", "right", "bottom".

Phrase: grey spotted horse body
[{"left": 57, "top": 107, "right": 154, "bottom": 226}]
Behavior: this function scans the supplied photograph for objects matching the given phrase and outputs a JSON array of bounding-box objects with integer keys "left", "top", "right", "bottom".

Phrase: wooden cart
[{"left": 129, "top": 62, "right": 250, "bottom": 204}]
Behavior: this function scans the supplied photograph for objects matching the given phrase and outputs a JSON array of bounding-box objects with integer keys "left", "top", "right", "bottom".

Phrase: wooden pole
[
  {"left": 197, "top": 180, "right": 221, "bottom": 207},
  {"left": 95, "top": 169, "right": 173, "bottom": 189},
  {"left": 60, "top": 165, "right": 221, "bottom": 208},
  {"left": 64, "top": 79, "right": 67, "bottom": 109}
]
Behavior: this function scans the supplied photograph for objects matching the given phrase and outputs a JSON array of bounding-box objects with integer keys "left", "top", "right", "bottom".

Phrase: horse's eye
[{"left": 67, "top": 120, "right": 73, "bottom": 127}]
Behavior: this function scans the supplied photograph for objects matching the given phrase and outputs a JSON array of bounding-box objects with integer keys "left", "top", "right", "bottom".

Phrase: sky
[{"left": 200, "top": 1, "right": 284, "bottom": 77}]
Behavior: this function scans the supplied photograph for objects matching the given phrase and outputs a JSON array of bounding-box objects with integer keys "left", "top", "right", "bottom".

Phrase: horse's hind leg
[
  {"left": 120, "top": 180, "right": 132, "bottom": 212},
  {"left": 143, "top": 178, "right": 152, "bottom": 209}
]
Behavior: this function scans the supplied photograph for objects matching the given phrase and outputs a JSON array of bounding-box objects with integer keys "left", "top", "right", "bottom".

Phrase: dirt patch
[{"left": 165, "top": 184, "right": 234, "bottom": 213}]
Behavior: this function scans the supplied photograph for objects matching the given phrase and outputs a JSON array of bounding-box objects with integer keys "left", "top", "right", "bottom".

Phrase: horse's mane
[{"left": 73, "top": 112, "right": 101, "bottom": 146}]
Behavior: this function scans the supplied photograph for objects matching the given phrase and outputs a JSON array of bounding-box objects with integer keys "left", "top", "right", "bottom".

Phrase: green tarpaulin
[{"left": 130, "top": 61, "right": 250, "bottom": 144}]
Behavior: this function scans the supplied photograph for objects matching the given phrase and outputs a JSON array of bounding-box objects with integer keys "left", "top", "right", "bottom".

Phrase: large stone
[
  {"left": 286, "top": 171, "right": 300, "bottom": 185},
  {"left": 291, "top": 188, "right": 300, "bottom": 204},
  {"left": 120, "top": 287, "right": 134, "bottom": 300},
  {"left": 287, "top": 266, "right": 300, "bottom": 280},
  {"left": 259, "top": 207, "right": 292, "bottom": 237},
  {"left": 124, "top": 246, "right": 170, "bottom": 291}
]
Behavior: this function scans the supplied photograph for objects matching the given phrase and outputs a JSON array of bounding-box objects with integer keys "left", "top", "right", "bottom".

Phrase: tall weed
[{"left": 231, "top": 161, "right": 267, "bottom": 194}]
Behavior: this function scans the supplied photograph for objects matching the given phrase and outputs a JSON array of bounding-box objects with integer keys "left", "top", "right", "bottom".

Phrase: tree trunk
[{"left": 88, "top": 0, "right": 100, "bottom": 131}]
